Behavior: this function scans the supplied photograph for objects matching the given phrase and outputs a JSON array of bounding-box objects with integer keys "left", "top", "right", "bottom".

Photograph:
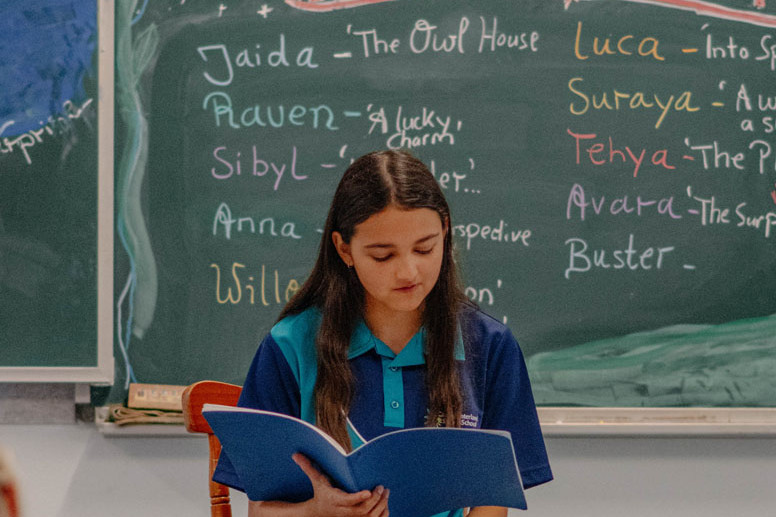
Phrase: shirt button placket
[{"left": 382, "top": 358, "right": 404, "bottom": 428}]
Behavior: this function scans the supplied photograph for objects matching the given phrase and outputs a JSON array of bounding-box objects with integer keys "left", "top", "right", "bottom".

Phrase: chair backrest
[{"left": 182, "top": 381, "right": 242, "bottom": 517}]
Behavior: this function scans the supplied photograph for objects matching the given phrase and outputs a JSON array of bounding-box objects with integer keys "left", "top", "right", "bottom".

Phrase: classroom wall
[{"left": 3, "top": 423, "right": 775, "bottom": 517}]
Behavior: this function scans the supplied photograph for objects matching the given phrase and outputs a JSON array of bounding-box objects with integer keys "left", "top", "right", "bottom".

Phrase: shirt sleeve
[
  {"left": 211, "top": 334, "right": 302, "bottom": 492},
  {"left": 481, "top": 330, "right": 553, "bottom": 489}
]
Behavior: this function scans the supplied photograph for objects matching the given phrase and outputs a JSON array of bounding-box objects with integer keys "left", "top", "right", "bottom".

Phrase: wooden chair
[{"left": 182, "top": 381, "right": 242, "bottom": 517}]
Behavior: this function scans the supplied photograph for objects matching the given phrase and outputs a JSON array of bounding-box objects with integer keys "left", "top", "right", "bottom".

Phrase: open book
[{"left": 203, "top": 404, "right": 526, "bottom": 516}]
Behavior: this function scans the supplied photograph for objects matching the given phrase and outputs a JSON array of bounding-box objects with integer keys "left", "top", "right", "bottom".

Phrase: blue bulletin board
[{"left": 0, "top": 0, "right": 113, "bottom": 382}]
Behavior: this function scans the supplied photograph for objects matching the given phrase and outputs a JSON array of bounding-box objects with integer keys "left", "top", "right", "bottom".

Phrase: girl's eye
[
  {"left": 372, "top": 254, "right": 392, "bottom": 262},
  {"left": 415, "top": 248, "right": 433, "bottom": 255}
]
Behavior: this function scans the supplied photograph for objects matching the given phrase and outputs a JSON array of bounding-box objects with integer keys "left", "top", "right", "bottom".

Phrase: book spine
[{"left": 344, "top": 454, "right": 361, "bottom": 493}]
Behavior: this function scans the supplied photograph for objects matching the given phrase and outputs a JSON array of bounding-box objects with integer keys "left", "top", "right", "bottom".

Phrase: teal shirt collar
[{"left": 348, "top": 319, "right": 465, "bottom": 366}]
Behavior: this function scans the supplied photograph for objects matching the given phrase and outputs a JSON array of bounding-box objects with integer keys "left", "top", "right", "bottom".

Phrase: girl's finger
[
  {"left": 291, "top": 453, "right": 331, "bottom": 487},
  {"left": 379, "top": 489, "right": 391, "bottom": 517},
  {"left": 292, "top": 453, "right": 373, "bottom": 510},
  {"left": 331, "top": 487, "right": 373, "bottom": 507},
  {"left": 357, "top": 485, "right": 384, "bottom": 513},
  {"left": 368, "top": 488, "right": 389, "bottom": 516}
]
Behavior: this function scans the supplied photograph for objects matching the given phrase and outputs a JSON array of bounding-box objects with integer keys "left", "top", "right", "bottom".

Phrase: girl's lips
[{"left": 394, "top": 284, "right": 418, "bottom": 292}]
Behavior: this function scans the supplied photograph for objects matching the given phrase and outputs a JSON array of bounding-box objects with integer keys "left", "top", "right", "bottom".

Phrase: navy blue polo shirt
[{"left": 213, "top": 306, "right": 552, "bottom": 515}]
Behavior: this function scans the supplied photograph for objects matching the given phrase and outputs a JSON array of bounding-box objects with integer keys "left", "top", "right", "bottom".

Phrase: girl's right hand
[{"left": 292, "top": 453, "right": 390, "bottom": 517}]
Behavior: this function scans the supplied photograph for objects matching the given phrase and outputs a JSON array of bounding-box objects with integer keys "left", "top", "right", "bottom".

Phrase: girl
[{"left": 214, "top": 150, "right": 552, "bottom": 516}]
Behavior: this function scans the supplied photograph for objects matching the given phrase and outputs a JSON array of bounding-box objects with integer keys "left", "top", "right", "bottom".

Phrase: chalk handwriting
[
  {"left": 568, "top": 77, "right": 699, "bottom": 129},
  {"left": 686, "top": 187, "right": 776, "bottom": 237},
  {"left": 735, "top": 203, "right": 776, "bottom": 237},
  {"left": 410, "top": 18, "right": 469, "bottom": 54},
  {"left": 755, "top": 116, "right": 776, "bottom": 133},
  {"left": 344, "top": 16, "right": 538, "bottom": 57},
  {"left": 429, "top": 158, "right": 479, "bottom": 194},
  {"left": 202, "top": 92, "right": 338, "bottom": 130},
  {"left": 749, "top": 139, "right": 776, "bottom": 173},
  {"left": 567, "top": 129, "right": 676, "bottom": 177},
  {"left": 452, "top": 220, "right": 532, "bottom": 250},
  {"left": 465, "top": 278, "right": 503, "bottom": 306},
  {"left": 197, "top": 39, "right": 317, "bottom": 87},
  {"left": 704, "top": 30, "right": 776, "bottom": 71},
  {"left": 756, "top": 34, "right": 776, "bottom": 70},
  {"left": 0, "top": 98, "right": 94, "bottom": 165},
  {"left": 688, "top": 191, "right": 732, "bottom": 225},
  {"left": 574, "top": 21, "right": 664, "bottom": 61},
  {"left": 566, "top": 183, "right": 681, "bottom": 221},
  {"left": 684, "top": 139, "right": 746, "bottom": 171},
  {"left": 212, "top": 202, "right": 302, "bottom": 240},
  {"left": 367, "top": 104, "right": 458, "bottom": 149},
  {"left": 210, "top": 145, "right": 308, "bottom": 190},
  {"left": 681, "top": 136, "right": 776, "bottom": 174},
  {"left": 705, "top": 31, "right": 751, "bottom": 60},
  {"left": 347, "top": 25, "right": 401, "bottom": 56},
  {"left": 211, "top": 262, "right": 300, "bottom": 306},
  {"left": 478, "top": 16, "right": 539, "bottom": 53},
  {"left": 564, "top": 234, "right": 675, "bottom": 278},
  {"left": 735, "top": 83, "right": 776, "bottom": 113}
]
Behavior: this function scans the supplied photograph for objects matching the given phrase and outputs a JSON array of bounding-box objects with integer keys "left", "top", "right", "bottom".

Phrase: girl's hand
[{"left": 292, "top": 453, "right": 390, "bottom": 517}]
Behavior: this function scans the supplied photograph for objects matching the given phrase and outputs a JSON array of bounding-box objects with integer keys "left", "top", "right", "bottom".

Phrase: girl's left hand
[{"left": 292, "top": 453, "right": 390, "bottom": 516}]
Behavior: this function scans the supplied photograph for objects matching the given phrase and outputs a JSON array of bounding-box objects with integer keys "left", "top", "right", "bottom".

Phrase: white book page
[{"left": 202, "top": 403, "right": 347, "bottom": 455}]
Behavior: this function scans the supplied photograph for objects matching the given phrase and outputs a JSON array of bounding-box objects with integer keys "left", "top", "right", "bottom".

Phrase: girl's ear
[
  {"left": 331, "top": 231, "right": 354, "bottom": 268},
  {"left": 442, "top": 216, "right": 449, "bottom": 235}
]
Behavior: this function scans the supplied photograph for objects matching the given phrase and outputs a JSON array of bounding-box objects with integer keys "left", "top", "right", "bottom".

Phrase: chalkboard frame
[
  {"left": 93, "top": 0, "right": 776, "bottom": 435},
  {"left": 0, "top": 0, "right": 114, "bottom": 384},
  {"left": 538, "top": 407, "right": 776, "bottom": 436}
]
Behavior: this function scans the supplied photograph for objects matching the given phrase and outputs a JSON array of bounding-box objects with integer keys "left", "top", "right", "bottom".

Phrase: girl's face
[{"left": 333, "top": 205, "right": 447, "bottom": 322}]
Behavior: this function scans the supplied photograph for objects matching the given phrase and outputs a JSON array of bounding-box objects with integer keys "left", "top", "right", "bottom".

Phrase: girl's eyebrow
[{"left": 364, "top": 232, "right": 440, "bottom": 249}]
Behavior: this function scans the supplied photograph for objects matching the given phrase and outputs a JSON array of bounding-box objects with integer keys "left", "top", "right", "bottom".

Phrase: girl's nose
[{"left": 395, "top": 255, "right": 419, "bottom": 281}]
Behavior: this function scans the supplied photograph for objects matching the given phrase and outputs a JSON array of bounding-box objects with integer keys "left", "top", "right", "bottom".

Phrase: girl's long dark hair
[{"left": 279, "top": 150, "right": 469, "bottom": 451}]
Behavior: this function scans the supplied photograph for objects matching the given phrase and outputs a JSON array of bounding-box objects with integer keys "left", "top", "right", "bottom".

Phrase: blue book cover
[{"left": 203, "top": 404, "right": 527, "bottom": 516}]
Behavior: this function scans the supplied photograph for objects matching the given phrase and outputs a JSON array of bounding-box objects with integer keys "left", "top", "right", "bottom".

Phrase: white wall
[{"left": 3, "top": 423, "right": 775, "bottom": 517}]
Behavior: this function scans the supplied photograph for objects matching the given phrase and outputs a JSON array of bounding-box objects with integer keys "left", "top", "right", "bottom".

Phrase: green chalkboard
[
  {"left": 0, "top": 0, "right": 112, "bottom": 382},
  {"left": 111, "top": 0, "right": 776, "bottom": 406}
]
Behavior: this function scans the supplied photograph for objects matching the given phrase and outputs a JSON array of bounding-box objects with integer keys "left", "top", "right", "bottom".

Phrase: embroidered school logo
[
  {"left": 425, "top": 409, "right": 480, "bottom": 428},
  {"left": 460, "top": 413, "right": 480, "bottom": 428},
  {"left": 284, "top": 0, "right": 395, "bottom": 12},
  {"left": 426, "top": 409, "right": 446, "bottom": 428}
]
